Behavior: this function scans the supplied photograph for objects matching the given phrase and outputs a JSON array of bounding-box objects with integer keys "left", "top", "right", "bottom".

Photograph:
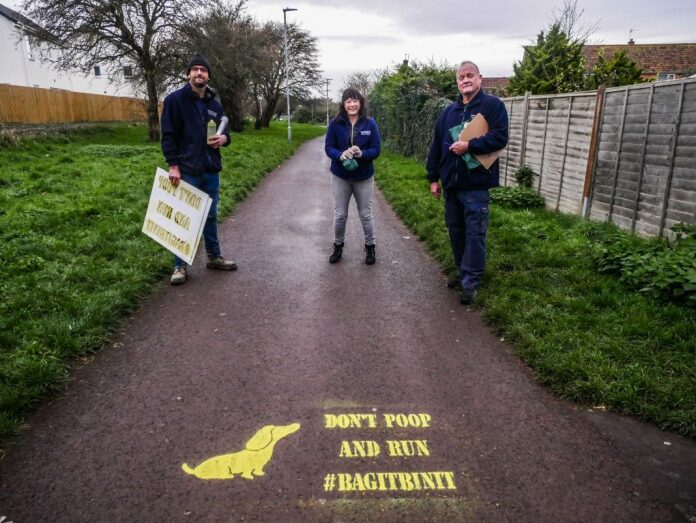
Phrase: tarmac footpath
[{"left": 1, "top": 137, "right": 694, "bottom": 522}]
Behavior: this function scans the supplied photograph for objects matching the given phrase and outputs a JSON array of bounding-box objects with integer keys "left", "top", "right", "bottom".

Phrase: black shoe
[
  {"left": 329, "top": 243, "right": 343, "bottom": 264},
  {"left": 365, "top": 244, "right": 376, "bottom": 265},
  {"left": 460, "top": 288, "right": 477, "bottom": 305},
  {"left": 446, "top": 278, "right": 461, "bottom": 289}
]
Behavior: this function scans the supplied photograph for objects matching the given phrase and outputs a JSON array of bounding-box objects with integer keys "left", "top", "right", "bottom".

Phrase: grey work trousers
[{"left": 331, "top": 175, "right": 375, "bottom": 245}]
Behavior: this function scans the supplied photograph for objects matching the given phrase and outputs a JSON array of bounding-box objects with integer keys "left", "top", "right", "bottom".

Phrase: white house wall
[{"left": 0, "top": 14, "right": 135, "bottom": 97}]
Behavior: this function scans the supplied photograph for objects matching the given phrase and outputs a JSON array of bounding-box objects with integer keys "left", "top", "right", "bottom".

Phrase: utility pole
[
  {"left": 325, "top": 78, "right": 332, "bottom": 126},
  {"left": 283, "top": 7, "right": 297, "bottom": 142}
]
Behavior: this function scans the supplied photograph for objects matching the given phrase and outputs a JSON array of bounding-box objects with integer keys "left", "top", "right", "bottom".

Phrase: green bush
[
  {"left": 370, "top": 61, "right": 457, "bottom": 160},
  {"left": 490, "top": 186, "right": 545, "bottom": 209},
  {"left": 514, "top": 165, "right": 537, "bottom": 188},
  {"left": 592, "top": 224, "right": 696, "bottom": 306},
  {"left": 292, "top": 104, "right": 325, "bottom": 125}
]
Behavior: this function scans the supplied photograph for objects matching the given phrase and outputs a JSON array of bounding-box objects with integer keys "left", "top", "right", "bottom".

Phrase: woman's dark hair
[{"left": 336, "top": 87, "right": 367, "bottom": 120}]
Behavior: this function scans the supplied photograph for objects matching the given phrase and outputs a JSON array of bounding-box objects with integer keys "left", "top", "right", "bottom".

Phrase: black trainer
[
  {"left": 365, "top": 244, "right": 376, "bottom": 265},
  {"left": 446, "top": 278, "right": 461, "bottom": 289},
  {"left": 460, "top": 288, "right": 477, "bottom": 305},
  {"left": 329, "top": 243, "right": 343, "bottom": 264}
]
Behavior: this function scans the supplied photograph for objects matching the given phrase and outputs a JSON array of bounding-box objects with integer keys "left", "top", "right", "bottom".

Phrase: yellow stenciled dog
[{"left": 181, "top": 423, "right": 300, "bottom": 480}]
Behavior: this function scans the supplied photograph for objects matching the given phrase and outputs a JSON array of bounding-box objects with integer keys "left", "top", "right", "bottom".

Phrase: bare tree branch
[{"left": 24, "top": 0, "right": 195, "bottom": 140}]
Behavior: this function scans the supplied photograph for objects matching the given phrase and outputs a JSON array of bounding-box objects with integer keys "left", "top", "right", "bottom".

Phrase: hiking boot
[
  {"left": 460, "top": 288, "right": 477, "bottom": 305},
  {"left": 446, "top": 278, "right": 461, "bottom": 289},
  {"left": 329, "top": 243, "right": 343, "bottom": 264},
  {"left": 365, "top": 244, "right": 376, "bottom": 265},
  {"left": 206, "top": 256, "right": 237, "bottom": 271},
  {"left": 170, "top": 266, "right": 188, "bottom": 285}
]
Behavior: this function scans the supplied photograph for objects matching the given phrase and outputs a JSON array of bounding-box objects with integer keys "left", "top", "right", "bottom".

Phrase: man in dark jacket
[
  {"left": 160, "top": 54, "right": 235, "bottom": 285},
  {"left": 427, "top": 61, "right": 509, "bottom": 304}
]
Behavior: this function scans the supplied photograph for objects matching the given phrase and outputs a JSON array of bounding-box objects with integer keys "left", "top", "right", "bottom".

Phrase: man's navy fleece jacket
[
  {"left": 160, "top": 83, "right": 231, "bottom": 176},
  {"left": 426, "top": 90, "right": 508, "bottom": 191}
]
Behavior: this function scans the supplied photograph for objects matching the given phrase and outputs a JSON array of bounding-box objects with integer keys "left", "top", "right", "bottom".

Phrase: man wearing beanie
[{"left": 161, "top": 53, "right": 236, "bottom": 285}]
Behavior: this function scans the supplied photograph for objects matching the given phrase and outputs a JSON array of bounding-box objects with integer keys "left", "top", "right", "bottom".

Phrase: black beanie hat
[{"left": 187, "top": 53, "right": 211, "bottom": 75}]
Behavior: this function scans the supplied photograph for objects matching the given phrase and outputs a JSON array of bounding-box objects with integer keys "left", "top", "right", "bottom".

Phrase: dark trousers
[
  {"left": 174, "top": 171, "right": 221, "bottom": 268},
  {"left": 444, "top": 188, "right": 490, "bottom": 290}
]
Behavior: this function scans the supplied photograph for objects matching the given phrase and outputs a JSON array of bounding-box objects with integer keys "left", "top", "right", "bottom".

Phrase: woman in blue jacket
[{"left": 324, "top": 88, "right": 381, "bottom": 265}]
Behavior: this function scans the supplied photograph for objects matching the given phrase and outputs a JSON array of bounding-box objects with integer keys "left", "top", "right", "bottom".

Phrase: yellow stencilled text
[
  {"left": 339, "top": 440, "right": 381, "bottom": 458},
  {"left": 383, "top": 413, "right": 431, "bottom": 428},
  {"left": 156, "top": 200, "right": 173, "bottom": 219},
  {"left": 325, "top": 414, "right": 378, "bottom": 429},
  {"left": 324, "top": 413, "right": 432, "bottom": 429},
  {"left": 326, "top": 471, "right": 456, "bottom": 492},
  {"left": 144, "top": 218, "right": 191, "bottom": 255},
  {"left": 386, "top": 439, "right": 430, "bottom": 457},
  {"left": 157, "top": 174, "right": 177, "bottom": 195},
  {"left": 178, "top": 185, "right": 203, "bottom": 211}
]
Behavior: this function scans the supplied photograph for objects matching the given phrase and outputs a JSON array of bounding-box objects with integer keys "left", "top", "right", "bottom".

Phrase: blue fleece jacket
[
  {"left": 325, "top": 114, "right": 381, "bottom": 181},
  {"left": 426, "top": 90, "right": 508, "bottom": 191},
  {"left": 160, "top": 83, "right": 231, "bottom": 176}
]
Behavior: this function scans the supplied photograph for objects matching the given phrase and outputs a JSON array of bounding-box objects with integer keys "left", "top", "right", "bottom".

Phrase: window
[
  {"left": 94, "top": 65, "right": 101, "bottom": 77},
  {"left": 123, "top": 65, "right": 133, "bottom": 78},
  {"left": 657, "top": 72, "right": 676, "bottom": 81}
]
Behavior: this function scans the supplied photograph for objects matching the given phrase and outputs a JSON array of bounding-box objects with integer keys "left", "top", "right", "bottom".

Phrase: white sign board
[{"left": 142, "top": 167, "right": 212, "bottom": 265}]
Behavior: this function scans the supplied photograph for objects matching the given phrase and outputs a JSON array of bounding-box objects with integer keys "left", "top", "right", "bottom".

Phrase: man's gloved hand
[
  {"left": 350, "top": 146, "right": 363, "bottom": 158},
  {"left": 339, "top": 149, "right": 354, "bottom": 161}
]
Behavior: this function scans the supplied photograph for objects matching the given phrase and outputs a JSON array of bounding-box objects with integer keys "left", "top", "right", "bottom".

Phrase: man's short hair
[{"left": 458, "top": 61, "right": 481, "bottom": 75}]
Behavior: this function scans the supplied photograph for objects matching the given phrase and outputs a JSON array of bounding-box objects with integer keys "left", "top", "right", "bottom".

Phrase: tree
[
  {"left": 177, "top": 0, "right": 262, "bottom": 132},
  {"left": 508, "top": 24, "right": 586, "bottom": 95},
  {"left": 552, "top": 0, "right": 598, "bottom": 44},
  {"left": 250, "top": 21, "right": 322, "bottom": 129},
  {"left": 370, "top": 60, "right": 457, "bottom": 158},
  {"left": 292, "top": 98, "right": 325, "bottom": 124},
  {"left": 24, "top": 0, "right": 193, "bottom": 141},
  {"left": 341, "top": 72, "right": 377, "bottom": 97},
  {"left": 586, "top": 49, "right": 643, "bottom": 89}
]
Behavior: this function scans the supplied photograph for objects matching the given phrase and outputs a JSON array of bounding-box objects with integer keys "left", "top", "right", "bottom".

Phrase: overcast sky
[
  {"left": 246, "top": 0, "right": 696, "bottom": 97},
  {"left": 8, "top": 0, "right": 696, "bottom": 98}
]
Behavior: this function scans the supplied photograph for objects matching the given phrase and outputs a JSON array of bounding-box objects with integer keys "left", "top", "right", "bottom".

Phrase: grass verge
[
  {"left": 0, "top": 122, "right": 325, "bottom": 440},
  {"left": 375, "top": 150, "right": 696, "bottom": 439}
]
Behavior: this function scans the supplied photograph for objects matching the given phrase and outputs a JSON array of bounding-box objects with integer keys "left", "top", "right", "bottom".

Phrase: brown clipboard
[{"left": 458, "top": 113, "right": 502, "bottom": 170}]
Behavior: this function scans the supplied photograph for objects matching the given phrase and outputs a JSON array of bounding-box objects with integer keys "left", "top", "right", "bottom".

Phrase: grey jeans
[{"left": 332, "top": 175, "right": 375, "bottom": 245}]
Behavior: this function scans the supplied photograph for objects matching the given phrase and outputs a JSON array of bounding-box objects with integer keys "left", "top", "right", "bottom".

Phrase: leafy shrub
[
  {"left": 292, "top": 104, "right": 325, "bottom": 125},
  {"left": 592, "top": 224, "right": 696, "bottom": 306},
  {"left": 490, "top": 186, "right": 545, "bottom": 209},
  {"left": 672, "top": 222, "right": 696, "bottom": 241},
  {"left": 514, "top": 165, "right": 537, "bottom": 188},
  {"left": 370, "top": 61, "right": 457, "bottom": 160}
]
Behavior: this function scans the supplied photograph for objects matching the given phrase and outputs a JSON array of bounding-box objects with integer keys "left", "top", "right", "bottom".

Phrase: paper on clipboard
[{"left": 459, "top": 113, "right": 502, "bottom": 170}]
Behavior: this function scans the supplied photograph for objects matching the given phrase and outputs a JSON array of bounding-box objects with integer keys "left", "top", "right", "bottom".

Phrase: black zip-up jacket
[
  {"left": 426, "top": 90, "right": 508, "bottom": 191},
  {"left": 160, "top": 83, "right": 231, "bottom": 175}
]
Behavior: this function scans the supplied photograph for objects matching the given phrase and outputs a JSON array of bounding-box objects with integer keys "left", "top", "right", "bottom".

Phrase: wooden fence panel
[
  {"left": 501, "top": 92, "right": 595, "bottom": 215},
  {"left": 662, "top": 81, "right": 696, "bottom": 233},
  {"left": 500, "top": 96, "right": 527, "bottom": 186},
  {"left": 0, "top": 84, "right": 150, "bottom": 124},
  {"left": 589, "top": 79, "right": 696, "bottom": 236},
  {"left": 502, "top": 78, "right": 695, "bottom": 237}
]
